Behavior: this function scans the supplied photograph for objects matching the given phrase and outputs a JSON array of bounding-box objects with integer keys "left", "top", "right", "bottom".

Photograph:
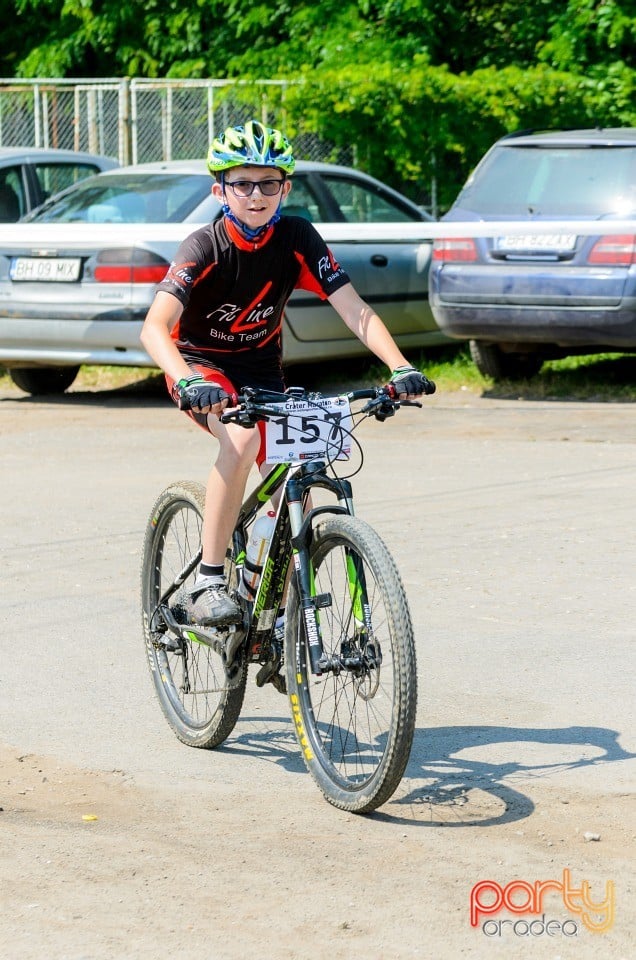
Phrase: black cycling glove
[
  {"left": 390, "top": 365, "right": 436, "bottom": 397},
  {"left": 172, "top": 375, "right": 229, "bottom": 412}
]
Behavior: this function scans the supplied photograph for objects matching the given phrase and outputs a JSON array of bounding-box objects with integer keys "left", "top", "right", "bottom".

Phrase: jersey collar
[{"left": 225, "top": 216, "right": 275, "bottom": 251}]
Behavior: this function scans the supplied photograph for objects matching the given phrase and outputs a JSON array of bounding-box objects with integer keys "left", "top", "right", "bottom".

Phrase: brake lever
[
  {"left": 361, "top": 394, "right": 397, "bottom": 421},
  {"left": 220, "top": 400, "right": 276, "bottom": 428},
  {"left": 362, "top": 390, "right": 422, "bottom": 421},
  {"left": 219, "top": 405, "right": 257, "bottom": 427},
  {"left": 360, "top": 394, "right": 389, "bottom": 415}
]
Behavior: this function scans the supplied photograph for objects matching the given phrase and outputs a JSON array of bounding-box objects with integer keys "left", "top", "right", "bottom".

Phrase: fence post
[
  {"left": 33, "top": 83, "right": 41, "bottom": 148},
  {"left": 87, "top": 87, "right": 97, "bottom": 153},
  {"left": 164, "top": 85, "right": 172, "bottom": 161},
  {"left": 207, "top": 85, "right": 214, "bottom": 146},
  {"left": 118, "top": 77, "right": 131, "bottom": 165}
]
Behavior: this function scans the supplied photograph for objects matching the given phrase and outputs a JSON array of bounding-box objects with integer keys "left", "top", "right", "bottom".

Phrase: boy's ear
[{"left": 211, "top": 181, "right": 224, "bottom": 202}]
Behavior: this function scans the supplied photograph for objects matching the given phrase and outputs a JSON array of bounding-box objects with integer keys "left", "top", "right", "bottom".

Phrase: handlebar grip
[
  {"left": 386, "top": 377, "right": 436, "bottom": 398},
  {"left": 173, "top": 381, "right": 237, "bottom": 413}
]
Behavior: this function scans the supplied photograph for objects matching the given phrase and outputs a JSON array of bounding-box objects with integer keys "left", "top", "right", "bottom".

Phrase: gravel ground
[{"left": 0, "top": 377, "right": 634, "bottom": 959}]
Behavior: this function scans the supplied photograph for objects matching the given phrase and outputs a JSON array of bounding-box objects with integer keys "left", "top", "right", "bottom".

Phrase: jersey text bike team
[{"left": 141, "top": 120, "right": 433, "bottom": 627}]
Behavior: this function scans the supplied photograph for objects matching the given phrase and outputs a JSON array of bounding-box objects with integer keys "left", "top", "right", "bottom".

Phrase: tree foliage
[{"left": 4, "top": 0, "right": 636, "bottom": 208}]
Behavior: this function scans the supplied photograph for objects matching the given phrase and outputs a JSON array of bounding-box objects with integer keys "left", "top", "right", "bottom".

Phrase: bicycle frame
[
  {"left": 153, "top": 384, "right": 421, "bottom": 674},
  {"left": 233, "top": 455, "right": 356, "bottom": 675}
]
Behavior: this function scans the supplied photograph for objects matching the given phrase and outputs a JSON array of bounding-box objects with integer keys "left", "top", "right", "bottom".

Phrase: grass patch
[
  {"left": 71, "top": 365, "right": 156, "bottom": 390},
  {"left": 482, "top": 352, "right": 636, "bottom": 402},
  {"left": 0, "top": 364, "right": 162, "bottom": 394},
  {"left": 406, "top": 346, "right": 636, "bottom": 402}
]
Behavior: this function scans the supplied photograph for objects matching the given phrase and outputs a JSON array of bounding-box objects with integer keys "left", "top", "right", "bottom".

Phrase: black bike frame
[
  {"left": 234, "top": 456, "right": 356, "bottom": 674},
  {"left": 156, "top": 384, "right": 408, "bottom": 670}
]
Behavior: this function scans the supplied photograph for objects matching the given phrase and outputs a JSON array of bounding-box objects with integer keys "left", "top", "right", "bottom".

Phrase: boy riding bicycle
[{"left": 141, "top": 120, "right": 433, "bottom": 628}]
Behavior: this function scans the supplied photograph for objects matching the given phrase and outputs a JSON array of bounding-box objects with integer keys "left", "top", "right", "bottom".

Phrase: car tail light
[
  {"left": 588, "top": 235, "right": 636, "bottom": 266},
  {"left": 94, "top": 248, "right": 169, "bottom": 283},
  {"left": 432, "top": 238, "right": 478, "bottom": 262}
]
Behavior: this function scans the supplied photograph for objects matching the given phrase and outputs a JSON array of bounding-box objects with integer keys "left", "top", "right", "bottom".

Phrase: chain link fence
[{"left": 0, "top": 78, "right": 350, "bottom": 166}]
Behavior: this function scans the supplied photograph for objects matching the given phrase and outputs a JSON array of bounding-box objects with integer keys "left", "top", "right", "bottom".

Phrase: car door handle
[{"left": 370, "top": 254, "right": 388, "bottom": 267}]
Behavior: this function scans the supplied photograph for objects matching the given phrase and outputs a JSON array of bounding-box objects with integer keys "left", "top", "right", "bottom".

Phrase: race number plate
[{"left": 264, "top": 397, "right": 353, "bottom": 464}]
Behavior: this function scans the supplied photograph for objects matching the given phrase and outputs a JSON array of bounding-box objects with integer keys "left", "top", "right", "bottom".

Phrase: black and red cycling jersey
[{"left": 157, "top": 214, "right": 350, "bottom": 387}]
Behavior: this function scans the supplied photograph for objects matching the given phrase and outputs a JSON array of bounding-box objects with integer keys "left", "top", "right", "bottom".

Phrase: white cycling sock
[{"left": 194, "top": 573, "right": 225, "bottom": 591}]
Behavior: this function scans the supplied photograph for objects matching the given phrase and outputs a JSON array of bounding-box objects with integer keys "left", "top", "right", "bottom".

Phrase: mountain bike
[{"left": 141, "top": 381, "right": 432, "bottom": 812}]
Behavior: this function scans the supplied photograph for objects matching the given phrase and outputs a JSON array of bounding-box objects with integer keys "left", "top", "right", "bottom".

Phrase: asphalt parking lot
[{"left": 0, "top": 376, "right": 634, "bottom": 959}]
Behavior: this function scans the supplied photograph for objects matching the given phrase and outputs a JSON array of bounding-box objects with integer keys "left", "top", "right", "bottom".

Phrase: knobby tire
[
  {"left": 285, "top": 515, "right": 417, "bottom": 813},
  {"left": 140, "top": 481, "right": 247, "bottom": 749}
]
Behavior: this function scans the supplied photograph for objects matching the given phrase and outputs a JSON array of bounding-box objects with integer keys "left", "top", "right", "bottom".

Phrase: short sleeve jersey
[{"left": 157, "top": 215, "right": 350, "bottom": 386}]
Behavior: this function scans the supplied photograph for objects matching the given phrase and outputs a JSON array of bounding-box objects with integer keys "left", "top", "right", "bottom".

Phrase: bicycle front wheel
[
  {"left": 141, "top": 481, "right": 247, "bottom": 748},
  {"left": 285, "top": 515, "right": 417, "bottom": 813}
]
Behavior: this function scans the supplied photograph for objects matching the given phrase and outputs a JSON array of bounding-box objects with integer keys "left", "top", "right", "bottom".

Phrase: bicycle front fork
[{"left": 287, "top": 476, "right": 369, "bottom": 677}]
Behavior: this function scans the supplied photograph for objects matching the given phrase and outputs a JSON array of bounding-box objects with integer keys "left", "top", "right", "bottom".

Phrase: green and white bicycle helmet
[{"left": 207, "top": 120, "right": 295, "bottom": 175}]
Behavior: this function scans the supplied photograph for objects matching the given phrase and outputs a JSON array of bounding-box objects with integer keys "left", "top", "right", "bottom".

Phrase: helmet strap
[{"left": 221, "top": 185, "right": 283, "bottom": 242}]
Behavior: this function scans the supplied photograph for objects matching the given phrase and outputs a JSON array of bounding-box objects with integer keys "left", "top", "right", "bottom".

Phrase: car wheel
[
  {"left": 9, "top": 365, "right": 80, "bottom": 395},
  {"left": 469, "top": 341, "right": 543, "bottom": 381}
]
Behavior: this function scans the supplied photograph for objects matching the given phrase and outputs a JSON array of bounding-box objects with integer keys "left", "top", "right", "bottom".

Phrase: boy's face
[{"left": 212, "top": 164, "right": 292, "bottom": 232}]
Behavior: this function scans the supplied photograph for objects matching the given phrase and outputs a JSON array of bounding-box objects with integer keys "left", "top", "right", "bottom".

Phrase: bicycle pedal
[
  {"left": 255, "top": 660, "right": 278, "bottom": 687},
  {"left": 268, "top": 672, "right": 287, "bottom": 696}
]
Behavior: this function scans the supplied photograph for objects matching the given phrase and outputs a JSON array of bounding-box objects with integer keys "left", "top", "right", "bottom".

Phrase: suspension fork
[
  {"left": 345, "top": 550, "right": 373, "bottom": 636},
  {"left": 329, "top": 477, "right": 373, "bottom": 637}
]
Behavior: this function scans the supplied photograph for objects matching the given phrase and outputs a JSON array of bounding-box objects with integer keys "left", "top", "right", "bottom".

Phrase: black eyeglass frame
[{"left": 223, "top": 176, "right": 287, "bottom": 198}]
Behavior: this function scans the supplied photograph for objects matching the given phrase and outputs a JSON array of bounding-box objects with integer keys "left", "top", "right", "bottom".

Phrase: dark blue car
[{"left": 429, "top": 128, "right": 636, "bottom": 379}]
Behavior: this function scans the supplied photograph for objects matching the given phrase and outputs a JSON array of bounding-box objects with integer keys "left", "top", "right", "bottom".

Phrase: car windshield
[
  {"left": 456, "top": 145, "right": 636, "bottom": 218},
  {"left": 26, "top": 173, "right": 212, "bottom": 223}
]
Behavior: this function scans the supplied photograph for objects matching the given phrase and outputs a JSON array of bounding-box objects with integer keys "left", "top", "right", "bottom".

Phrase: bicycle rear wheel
[
  {"left": 285, "top": 515, "right": 417, "bottom": 813},
  {"left": 141, "top": 481, "right": 247, "bottom": 748}
]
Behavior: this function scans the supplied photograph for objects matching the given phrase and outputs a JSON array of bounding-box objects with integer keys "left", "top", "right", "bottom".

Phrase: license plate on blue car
[{"left": 495, "top": 234, "right": 576, "bottom": 252}]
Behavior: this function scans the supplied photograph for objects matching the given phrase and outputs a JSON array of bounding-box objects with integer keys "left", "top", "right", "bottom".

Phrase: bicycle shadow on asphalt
[
  {"left": 218, "top": 718, "right": 634, "bottom": 828},
  {"left": 217, "top": 715, "right": 306, "bottom": 774},
  {"left": 379, "top": 723, "right": 635, "bottom": 827}
]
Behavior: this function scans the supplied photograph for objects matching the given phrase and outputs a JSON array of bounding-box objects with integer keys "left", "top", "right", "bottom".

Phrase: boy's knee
[{"left": 225, "top": 427, "right": 261, "bottom": 465}]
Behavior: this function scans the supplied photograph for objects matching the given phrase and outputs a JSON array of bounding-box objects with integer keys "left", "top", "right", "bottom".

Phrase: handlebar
[
  {"left": 174, "top": 376, "right": 435, "bottom": 417},
  {"left": 217, "top": 380, "right": 435, "bottom": 427}
]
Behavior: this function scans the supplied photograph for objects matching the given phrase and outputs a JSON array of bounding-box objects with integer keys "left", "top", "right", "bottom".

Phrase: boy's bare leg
[
  {"left": 202, "top": 416, "right": 261, "bottom": 565},
  {"left": 185, "top": 417, "right": 260, "bottom": 626}
]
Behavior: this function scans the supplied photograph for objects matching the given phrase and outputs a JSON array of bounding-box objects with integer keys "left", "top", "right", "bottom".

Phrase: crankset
[
  {"left": 255, "top": 634, "right": 286, "bottom": 694},
  {"left": 153, "top": 603, "right": 247, "bottom": 683}
]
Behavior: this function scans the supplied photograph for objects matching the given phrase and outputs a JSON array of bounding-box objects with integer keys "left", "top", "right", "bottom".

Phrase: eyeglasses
[{"left": 224, "top": 178, "right": 285, "bottom": 198}]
